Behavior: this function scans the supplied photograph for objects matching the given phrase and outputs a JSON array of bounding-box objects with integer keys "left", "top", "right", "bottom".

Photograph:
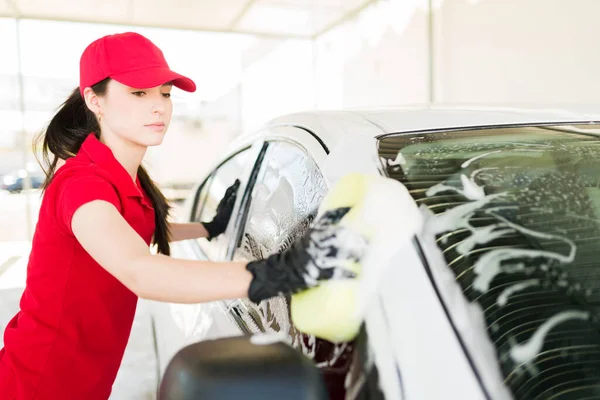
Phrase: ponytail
[
  {"left": 137, "top": 166, "right": 171, "bottom": 255},
  {"left": 34, "top": 78, "right": 172, "bottom": 255}
]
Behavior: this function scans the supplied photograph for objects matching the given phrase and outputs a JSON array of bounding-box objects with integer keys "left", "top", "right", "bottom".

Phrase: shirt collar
[{"left": 79, "top": 134, "right": 144, "bottom": 198}]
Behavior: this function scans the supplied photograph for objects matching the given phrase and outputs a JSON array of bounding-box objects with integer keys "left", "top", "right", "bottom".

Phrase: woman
[{"left": 0, "top": 32, "right": 361, "bottom": 399}]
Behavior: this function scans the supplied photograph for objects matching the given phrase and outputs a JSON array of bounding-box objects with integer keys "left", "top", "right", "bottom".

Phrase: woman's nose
[{"left": 152, "top": 103, "right": 165, "bottom": 115}]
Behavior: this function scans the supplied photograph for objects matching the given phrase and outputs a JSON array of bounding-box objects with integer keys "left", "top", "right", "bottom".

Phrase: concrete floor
[{"left": 0, "top": 241, "right": 158, "bottom": 399}]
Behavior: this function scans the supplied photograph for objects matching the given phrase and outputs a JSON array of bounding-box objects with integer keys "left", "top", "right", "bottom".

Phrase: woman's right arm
[
  {"left": 72, "top": 199, "right": 361, "bottom": 305},
  {"left": 72, "top": 200, "right": 253, "bottom": 304}
]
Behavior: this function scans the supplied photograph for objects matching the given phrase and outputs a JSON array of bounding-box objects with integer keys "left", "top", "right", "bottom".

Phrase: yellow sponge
[{"left": 290, "top": 173, "right": 379, "bottom": 343}]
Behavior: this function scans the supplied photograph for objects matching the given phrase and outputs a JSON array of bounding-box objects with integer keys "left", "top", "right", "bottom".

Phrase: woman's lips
[{"left": 145, "top": 122, "right": 165, "bottom": 131}]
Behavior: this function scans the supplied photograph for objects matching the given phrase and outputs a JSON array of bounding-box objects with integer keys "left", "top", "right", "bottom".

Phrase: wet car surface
[{"left": 152, "top": 108, "right": 600, "bottom": 399}]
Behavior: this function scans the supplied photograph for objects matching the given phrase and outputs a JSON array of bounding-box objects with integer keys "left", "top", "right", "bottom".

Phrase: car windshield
[{"left": 379, "top": 124, "right": 600, "bottom": 399}]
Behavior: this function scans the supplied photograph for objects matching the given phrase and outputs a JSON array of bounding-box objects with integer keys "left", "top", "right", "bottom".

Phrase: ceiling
[{"left": 0, "top": 0, "right": 377, "bottom": 39}]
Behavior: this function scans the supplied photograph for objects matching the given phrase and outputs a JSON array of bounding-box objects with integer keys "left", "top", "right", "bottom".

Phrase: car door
[
  {"left": 226, "top": 127, "right": 328, "bottom": 338},
  {"left": 153, "top": 141, "right": 263, "bottom": 377},
  {"left": 223, "top": 127, "right": 355, "bottom": 396}
]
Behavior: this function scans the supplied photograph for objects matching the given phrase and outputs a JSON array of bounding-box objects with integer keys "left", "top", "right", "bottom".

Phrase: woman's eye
[
  {"left": 162, "top": 93, "right": 171, "bottom": 98},
  {"left": 132, "top": 91, "right": 146, "bottom": 97}
]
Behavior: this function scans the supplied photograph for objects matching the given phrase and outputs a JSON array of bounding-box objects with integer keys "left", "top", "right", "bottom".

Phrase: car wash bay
[{"left": 3, "top": 0, "right": 600, "bottom": 398}]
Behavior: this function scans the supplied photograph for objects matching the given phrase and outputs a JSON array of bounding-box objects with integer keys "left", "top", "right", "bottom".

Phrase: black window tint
[
  {"left": 193, "top": 148, "right": 250, "bottom": 260},
  {"left": 380, "top": 125, "right": 600, "bottom": 400}
]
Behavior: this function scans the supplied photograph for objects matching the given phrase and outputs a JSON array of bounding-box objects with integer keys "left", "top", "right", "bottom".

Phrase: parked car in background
[
  {"left": 152, "top": 106, "right": 600, "bottom": 400},
  {"left": 0, "top": 168, "right": 44, "bottom": 193}
]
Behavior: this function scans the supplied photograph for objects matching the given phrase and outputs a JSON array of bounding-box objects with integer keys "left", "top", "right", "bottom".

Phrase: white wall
[
  {"left": 239, "top": 38, "right": 316, "bottom": 132},
  {"left": 434, "top": 0, "right": 600, "bottom": 104},
  {"left": 240, "top": 0, "right": 600, "bottom": 119},
  {"left": 314, "top": 0, "right": 430, "bottom": 109}
]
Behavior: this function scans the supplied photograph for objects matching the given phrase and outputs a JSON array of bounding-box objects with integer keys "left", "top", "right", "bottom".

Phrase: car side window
[
  {"left": 191, "top": 175, "right": 213, "bottom": 223},
  {"left": 229, "top": 139, "right": 351, "bottom": 372},
  {"left": 230, "top": 140, "right": 326, "bottom": 343},
  {"left": 191, "top": 147, "right": 251, "bottom": 260},
  {"left": 233, "top": 140, "right": 327, "bottom": 263}
]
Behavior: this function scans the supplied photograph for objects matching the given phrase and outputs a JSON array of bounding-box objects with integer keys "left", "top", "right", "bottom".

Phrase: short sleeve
[{"left": 54, "top": 173, "right": 122, "bottom": 235}]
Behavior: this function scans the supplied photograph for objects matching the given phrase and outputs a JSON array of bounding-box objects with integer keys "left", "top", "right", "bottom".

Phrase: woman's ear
[{"left": 83, "top": 87, "right": 102, "bottom": 115}]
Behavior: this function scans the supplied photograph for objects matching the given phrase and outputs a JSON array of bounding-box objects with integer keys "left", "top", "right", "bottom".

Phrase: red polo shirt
[{"left": 0, "top": 134, "right": 156, "bottom": 399}]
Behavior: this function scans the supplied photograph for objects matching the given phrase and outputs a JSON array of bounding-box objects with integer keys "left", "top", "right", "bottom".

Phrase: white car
[{"left": 153, "top": 106, "right": 600, "bottom": 400}]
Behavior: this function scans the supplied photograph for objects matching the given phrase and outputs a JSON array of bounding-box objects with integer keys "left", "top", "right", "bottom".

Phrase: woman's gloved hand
[
  {"left": 245, "top": 207, "right": 368, "bottom": 303},
  {"left": 202, "top": 179, "right": 240, "bottom": 240}
]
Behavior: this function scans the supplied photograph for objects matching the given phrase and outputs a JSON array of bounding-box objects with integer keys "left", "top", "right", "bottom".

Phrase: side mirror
[{"left": 158, "top": 335, "right": 329, "bottom": 400}]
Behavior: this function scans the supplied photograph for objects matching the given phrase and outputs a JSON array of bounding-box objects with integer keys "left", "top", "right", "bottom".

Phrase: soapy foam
[
  {"left": 456, "top": 224, "right": 515, "bottom": 255},
  {"left": 425, "top": 192, "right": 508, "bottom": 238},
  {"left": 461, "top": 150, "right": 504, "bottom": 168},
  {"left": 299, "top": 333, "right": 317, "bottom": 359},
  {"left": 304, "top": 214, "right": 369, "bottom": 286},
  {"left": 461, "top": 148, "right": 544, "bottom": 169},
  {"left": 426, "top": 174, "right": 485, "bottom": 201},
  {"left": 240, "top": 306, "right": 262, "bottom": 333},
  {"left": 473, "top": 249, "right": 559, "bottom": 292},
  {"left": 497, "top": 279, "right": 540, "bottom": 306},
  {"left": 316, "top": 343, "right": 348, "bottom": 368},
  {"left": 509, "top": 310, "right": 589, "bottom": 364},
  {"left": 245, "top": 296, "right": 324, "bottom": 361},
  {"left": 489, "top": 212, "right": 576, "bottom": 247},
  {"left": 425, "top": 186, "right": 577, "bottom": 293},
  {"left": 472, "top": 212, "right": 576, "bottom": 292},
  {"left": 250, "top": 332, "right": 289, "bottom": 346},
  {"left": 388, "top": 151, "right": 407, "bottom": 166}
]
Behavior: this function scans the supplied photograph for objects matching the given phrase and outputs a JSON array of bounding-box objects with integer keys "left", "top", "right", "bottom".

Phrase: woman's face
[{"left": 97, "top": 79, "right": 173, "bottom": 148}]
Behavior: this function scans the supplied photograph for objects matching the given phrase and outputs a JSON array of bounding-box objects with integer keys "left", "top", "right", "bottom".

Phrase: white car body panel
[
  {"left": 152, "top": 240, "right": 243, "bottom": 377},
  {"left": 367, "top": 242, "right": 487, "bottom": 400}
]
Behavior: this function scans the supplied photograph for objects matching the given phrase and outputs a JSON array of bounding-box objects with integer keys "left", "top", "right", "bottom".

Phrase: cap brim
[{"left": 111, "top": 67, "right": 196, "bottom": 92}]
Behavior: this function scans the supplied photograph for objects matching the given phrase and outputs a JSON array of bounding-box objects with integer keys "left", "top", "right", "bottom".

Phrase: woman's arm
[
  {"left": 169, "top": 222, "right": 209, "bottom": 242},
  {"left": 72, "top": 199, "right": 359, "bottom": 305},
  {"left": 168, "top": 180, "right": 240, "bottom": 242},
  {"left": 72, "top": 200, "right": 251, "bottom": 303}
]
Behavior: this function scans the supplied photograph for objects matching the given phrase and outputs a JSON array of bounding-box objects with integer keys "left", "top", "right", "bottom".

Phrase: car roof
[{"left": 261, "top": 105, "right": 600, "bottom": 148}]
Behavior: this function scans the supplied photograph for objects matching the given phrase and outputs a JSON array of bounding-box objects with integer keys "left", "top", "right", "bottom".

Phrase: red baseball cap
[{"left": 79, "top": 32, "right": 196, "bottom": 96}]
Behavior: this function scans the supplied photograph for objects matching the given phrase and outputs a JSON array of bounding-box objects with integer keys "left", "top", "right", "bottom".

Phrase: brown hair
[{"left": 34, "top": 78, "right": 172, "bottom": 254}]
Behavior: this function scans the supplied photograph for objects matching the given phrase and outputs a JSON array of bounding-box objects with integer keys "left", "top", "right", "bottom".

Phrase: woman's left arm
[
  {"left": 169, "top": 222, "right": 209, "bottom": 242},
  {"left": 169, "top": 179, "right": 241, "bottom": 243}
]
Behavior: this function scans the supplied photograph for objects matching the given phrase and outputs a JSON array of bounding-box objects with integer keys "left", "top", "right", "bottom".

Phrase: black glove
[
  {"left": 202, "top": 179, "right": 240, "bottom": 240},
  {"left": 245, "top": 207, "right": 368, "bottom": 303}
]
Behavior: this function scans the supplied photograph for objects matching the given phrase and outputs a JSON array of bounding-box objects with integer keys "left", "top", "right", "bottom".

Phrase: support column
[{"left": 14, "top": 18, "right": 34, "bottom": 241}]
